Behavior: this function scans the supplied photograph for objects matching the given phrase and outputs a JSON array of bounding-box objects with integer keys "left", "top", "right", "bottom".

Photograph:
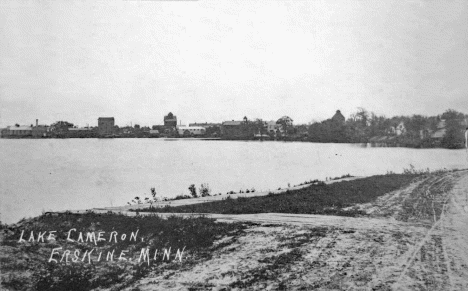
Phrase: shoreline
[
  {"left": 6, "top": 169, "right": 466, "bottom": 226},
  {"left": 87, "top": 176, "right": 363, "bottom": 214},
  {"left": 3, "top": 170, "right": 468, "bottom": 290},
  {"left": 1, "top": 137, "right": 466, "bottom": 150}
]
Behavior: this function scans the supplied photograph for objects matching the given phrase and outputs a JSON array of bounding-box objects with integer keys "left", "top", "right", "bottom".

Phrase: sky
[{"left": 1, "top": 0, "right": 467, "bottom": 127}]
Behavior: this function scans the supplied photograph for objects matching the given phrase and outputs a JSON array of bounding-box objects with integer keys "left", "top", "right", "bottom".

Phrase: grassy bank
[
  {"left": 0, "top": 212, "right": 247, "bottom": 291},
  {"left": 139, "top": 174, "right": 420, "bottom": 216}
]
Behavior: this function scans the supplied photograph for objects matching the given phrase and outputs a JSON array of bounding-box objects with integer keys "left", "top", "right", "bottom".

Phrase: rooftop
[
  {"left": 222, "top": 121, "right": 243, "bottom": 126},
  {"left": 178, "top": 126, "right": 206, "bottom": 130},
  {"left": 9, "top": 126, "right": 32, "bottom": 131}
]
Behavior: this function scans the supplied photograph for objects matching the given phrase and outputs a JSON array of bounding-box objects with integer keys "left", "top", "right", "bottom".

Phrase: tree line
[{"left": 231, "top": 109, "right": 467, "bottom": 149}]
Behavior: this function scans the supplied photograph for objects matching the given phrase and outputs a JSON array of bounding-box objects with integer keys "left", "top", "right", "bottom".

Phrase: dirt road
[
  {"left": 388, "top": 171, "right": 468, "bottom": 291},
  {"left": 114, "top": 170, "right": 468, "bottom": 291}
]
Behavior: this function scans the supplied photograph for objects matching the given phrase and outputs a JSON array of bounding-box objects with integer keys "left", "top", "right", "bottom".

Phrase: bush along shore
[
  {"left": 127, "top": 174, "right": 356, "bottom": 207},
  {"left": 0, "top": 212, "right": 248, "bottom": 291},
  {"left": 135, "top": 172, "right": 423, "bottom": 216}
]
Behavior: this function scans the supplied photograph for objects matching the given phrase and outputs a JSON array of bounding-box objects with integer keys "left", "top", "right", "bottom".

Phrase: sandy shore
[{"left": 3, "top": 171, "right": 468, "bottom": 290}]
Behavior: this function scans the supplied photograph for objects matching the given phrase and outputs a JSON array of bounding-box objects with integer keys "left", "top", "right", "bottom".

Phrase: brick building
[{"left": 98, "top": 117, "right": 115, "bottom": 136}]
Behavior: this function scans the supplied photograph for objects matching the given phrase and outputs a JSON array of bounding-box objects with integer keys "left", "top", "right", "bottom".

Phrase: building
[
  {"left": 331, "top": 110, "right": 346, "bottom": 124},
  {"left": 0, "top": 127, "right": 9, "bottom": 138},
  {"left": 431, "top": 118, "right": 468, "bottom": 141},
  {"left": 32, "top": 126, "right": 49, "bottom": 138},
  {"left": 121, "top": 126, "right": 134, "bottom": 135},
  {"left": 266, "top": 120, "right": 282, "bottom": 134},
  {"left": 431, "top": 120, "right": 446, "bottom": 140},
  {"left": 164, "top": 112, "right": 177, "bottom": 127},
  {"left": 98, "top": 117, "right": 115, "bottom": 136},
  {"left": 395, "top": 122, "right": 406, "bottom": 136},
  {"left": 189, "top": 122, "right": 222, "bottom": 128},
  {"left": 149, "top": 129, "right": 159, "bottom": 137},
  {"left": 31, "top": 119, "right": 50, "bottom": 138},
  {"left": 1, "top": 119, "right": 50, "bottom": 138},
  {"left": 388, "top": 121, "right": 407, "bottom": 136},
  {"left": 5, "top": 126, "right": 32, "bottom": 137},
  {"left": 177, "top": 126, "right": 206, "bottom": 136},
  {"left": 189, "top": 122, "right": 222, "bottom": 137},
  {"left": 220, "top": 120, "right": 243, "bottom": 138}
]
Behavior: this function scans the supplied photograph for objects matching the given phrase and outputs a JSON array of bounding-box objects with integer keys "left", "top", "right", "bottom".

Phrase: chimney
[{"left": 36, "top": 119, "right": 38, "bottom": 127}]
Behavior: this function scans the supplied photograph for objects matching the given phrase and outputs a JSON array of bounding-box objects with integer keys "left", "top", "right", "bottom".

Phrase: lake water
[{"left": 1, "top": 139, "right": 467, "bottom": 224}]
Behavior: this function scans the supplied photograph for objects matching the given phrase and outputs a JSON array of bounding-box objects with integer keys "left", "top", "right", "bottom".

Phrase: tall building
[
  {"left": 164, "top": 112, "right": 177, "bottom": 127},
  {"left": 98, "top": 117, "right": 115, "bottom": 136}
]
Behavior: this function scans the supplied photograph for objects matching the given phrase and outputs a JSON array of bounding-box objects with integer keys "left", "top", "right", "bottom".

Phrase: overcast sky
[{"left": 1, "top": 0, "right": 467, "bottom": 127}]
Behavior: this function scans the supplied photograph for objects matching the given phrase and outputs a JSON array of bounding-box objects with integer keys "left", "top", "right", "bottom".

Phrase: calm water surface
[{"left": 1, "top": 139, "right": 467, "bottom": 224}]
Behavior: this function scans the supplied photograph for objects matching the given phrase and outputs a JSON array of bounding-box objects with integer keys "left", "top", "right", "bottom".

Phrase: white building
[
  {"left": 395, "top": 122, "right": 406, "bottom": 136},
  {"left": 389, "top": 122, "right": 406, "bottom": 136},
  {"left": 266, "top": 120, "right": 282, "bottom": 134},
  {"left": 6, "top": 126, "right": 32, "bottom": 137},
  {"left": 177, "top": 126, "right": 206, "bottom": 136}
]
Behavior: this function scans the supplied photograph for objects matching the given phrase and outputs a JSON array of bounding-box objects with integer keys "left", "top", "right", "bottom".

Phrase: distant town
[{"left": 1, "top": 108, "right": 467, "bottom": 149}]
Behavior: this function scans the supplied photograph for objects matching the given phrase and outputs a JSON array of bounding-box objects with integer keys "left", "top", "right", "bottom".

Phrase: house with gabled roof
[
  {"left": 431, "top": 119, "right": 446, "bottom": 140},
  {"left": 331, "top": 110, "right": 345, "bottom": 124},
  {"left": 3, "top": 125, "right": 33, "bottom": 137},
  {"left": 266, "top": 120, "right": 282, "bottom": 135}
]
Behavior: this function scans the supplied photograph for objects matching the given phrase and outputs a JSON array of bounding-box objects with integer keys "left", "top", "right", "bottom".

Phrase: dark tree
[
  {"left": 188, "top": 184, "right": 197, "bottom": 198},
  {"left": 276, "top": 116, "right": 294, "bottom": 135}
]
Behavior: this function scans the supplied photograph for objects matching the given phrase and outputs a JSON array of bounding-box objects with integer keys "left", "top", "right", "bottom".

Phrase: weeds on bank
[
  {"left": 139, "top": 174, "right": 419, "bottom": 217},
  {"left": 295, "top": 174, "right": 353, "bottom": 187},
  {"left": 399, "top": 164, "right": 463, "bottom": 175},
  {"left": 135, "top": 165, "right": 461, "bottom": 216},
  {"left": 129, "top": 183, "right": 260, "bottom": 206}
]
